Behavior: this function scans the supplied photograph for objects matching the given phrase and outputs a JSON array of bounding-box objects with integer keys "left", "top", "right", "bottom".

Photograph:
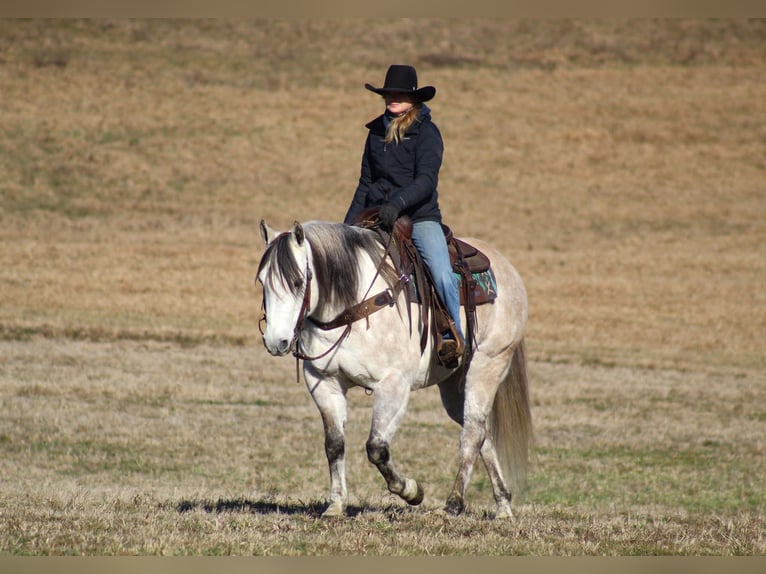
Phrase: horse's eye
[{"left": 293, "top": 279, "right": 304, "bottom": 290}]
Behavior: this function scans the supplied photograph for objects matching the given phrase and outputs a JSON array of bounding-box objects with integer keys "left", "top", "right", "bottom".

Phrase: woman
[{"left": 343, "top": 64, "right": 465, "bottom": 366}]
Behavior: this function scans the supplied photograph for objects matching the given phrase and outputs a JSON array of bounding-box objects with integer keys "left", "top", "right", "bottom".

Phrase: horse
[{"left": 256, "top": 219, "right": 532, "bottom": 518}]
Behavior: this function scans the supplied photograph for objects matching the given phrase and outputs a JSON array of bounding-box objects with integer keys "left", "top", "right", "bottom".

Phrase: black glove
[{"left": 378, "top": 201, "right": 400, "bottom": 230}]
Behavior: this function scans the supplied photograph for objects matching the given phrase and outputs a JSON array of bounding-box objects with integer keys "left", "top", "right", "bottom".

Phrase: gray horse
[{"left": 257, "top": 220, "right": 532, "bottom": 518}]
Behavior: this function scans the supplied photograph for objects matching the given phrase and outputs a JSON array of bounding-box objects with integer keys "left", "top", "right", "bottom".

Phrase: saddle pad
[{"left": 456, "top": 268, "right": 497, "bottom": 306}]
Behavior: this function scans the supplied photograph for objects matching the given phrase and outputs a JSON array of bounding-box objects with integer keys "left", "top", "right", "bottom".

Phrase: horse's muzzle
[{"left": 263, "top": 335, "right": 292, "bottom": 357}]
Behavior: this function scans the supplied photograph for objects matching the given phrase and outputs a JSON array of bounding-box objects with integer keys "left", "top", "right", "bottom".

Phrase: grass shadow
[{"left": 175, "top": 497, "right": 409, "bottom": 518}]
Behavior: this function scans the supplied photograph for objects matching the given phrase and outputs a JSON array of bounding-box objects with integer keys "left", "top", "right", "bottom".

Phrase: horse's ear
[
  {"left": 260, "top": 220, "right": 280, "bottom": 245},
  {"left": 292, "top": 221, "right": 305, "bottom": 246}
]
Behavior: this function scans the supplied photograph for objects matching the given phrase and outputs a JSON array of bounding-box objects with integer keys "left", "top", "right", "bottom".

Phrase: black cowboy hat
[{"left": 364, "top": 64, "right": 436, "bottom": 102}]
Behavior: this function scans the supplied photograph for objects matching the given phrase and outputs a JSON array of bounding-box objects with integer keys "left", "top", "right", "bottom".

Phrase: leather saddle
[{"left": 353, "top": 208, "right": 496, "bottom": 368}]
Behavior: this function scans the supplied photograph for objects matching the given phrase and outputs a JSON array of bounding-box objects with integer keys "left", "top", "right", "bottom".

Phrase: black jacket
[{"left": 343, "top": 105, "right": 444, "bottom": 225}]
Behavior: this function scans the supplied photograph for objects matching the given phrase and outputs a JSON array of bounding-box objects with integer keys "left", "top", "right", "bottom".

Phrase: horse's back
[{"left": 459, "top": 236, "right": 528, "bottom": 349}]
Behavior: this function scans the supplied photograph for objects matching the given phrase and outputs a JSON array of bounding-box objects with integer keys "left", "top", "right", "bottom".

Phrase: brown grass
[{"left": 0, "top": 19, "right": 765, "bottom": 555}]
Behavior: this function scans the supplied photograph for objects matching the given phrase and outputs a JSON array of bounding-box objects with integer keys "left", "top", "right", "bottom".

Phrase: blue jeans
[{"left": 411, "top": 220, "right": 464, "bottom": 341}]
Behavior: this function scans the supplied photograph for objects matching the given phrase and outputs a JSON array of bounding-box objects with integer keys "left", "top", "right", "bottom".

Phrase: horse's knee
[
  {"left": 325, "top": 428, "right": 345, "bottom": 462},
  {"left": 366, "top": 438, "right": 389, "bottom": 466}
]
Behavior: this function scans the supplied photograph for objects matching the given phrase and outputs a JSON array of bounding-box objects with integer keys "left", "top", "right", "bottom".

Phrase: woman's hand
[{"left": 379, "top": 201, "right": 400, "bottom": 230}]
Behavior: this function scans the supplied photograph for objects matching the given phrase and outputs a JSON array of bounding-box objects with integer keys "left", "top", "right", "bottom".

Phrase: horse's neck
[{"left": 309, "top": 249, "right": 382, "bottom": 325}]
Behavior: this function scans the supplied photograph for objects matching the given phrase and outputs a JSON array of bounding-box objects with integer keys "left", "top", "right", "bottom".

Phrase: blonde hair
[{"left": 385, "top": 103, "right": 422, "bottom": 144}]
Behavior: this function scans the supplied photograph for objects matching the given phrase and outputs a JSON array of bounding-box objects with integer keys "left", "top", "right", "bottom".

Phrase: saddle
[{"left": 353, "top": 208, "right": 497, "bottom": 369}]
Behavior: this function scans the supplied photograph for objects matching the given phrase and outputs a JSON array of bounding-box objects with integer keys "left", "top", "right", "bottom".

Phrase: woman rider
[{"left": 343, "top": 64, "right": 465, "bottom": 366}]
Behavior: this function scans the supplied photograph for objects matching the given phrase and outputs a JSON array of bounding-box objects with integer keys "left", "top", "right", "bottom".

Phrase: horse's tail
[{"left": 488, "top": 337, "right": 533, "bottom": 496}]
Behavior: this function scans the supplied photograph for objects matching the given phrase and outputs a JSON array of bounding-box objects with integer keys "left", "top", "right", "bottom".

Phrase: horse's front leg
[
  {"left": 305, "top": 367, "right": 349, "bottom": 517},
  {"left": 366, "top": 375, "right": 424, "bottom": 507}
]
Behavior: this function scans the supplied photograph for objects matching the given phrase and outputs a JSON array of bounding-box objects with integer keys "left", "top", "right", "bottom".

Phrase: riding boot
[{"left": 437, "top": 320, "right": 465, "bottom": 369}]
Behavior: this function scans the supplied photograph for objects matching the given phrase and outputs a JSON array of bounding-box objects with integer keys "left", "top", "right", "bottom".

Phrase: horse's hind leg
[
  {"left": 366, "top": 376, "right": 424, "bottom": 507},
  {"left": 444, "top": 352, "right": 511, "bottom": 517},
  {"left": 444, "top": 429, "right": 513, "bottom": 518},
  {"left": 479, "top": 433, "right": 513, "bottom": 519},
  {"left": 305, "top": 369, "right": 349, "bottom": 517},
  {"left": 439, "top": 370, "right": 514, "bottom": 516},
  {"left": 438, "top": 390, "right": 513, "bottom": 518}
]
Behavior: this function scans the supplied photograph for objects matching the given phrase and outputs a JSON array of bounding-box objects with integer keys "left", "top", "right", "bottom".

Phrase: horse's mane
[{"left": 258, "top": 221, "right": 398, "bottom": 314}]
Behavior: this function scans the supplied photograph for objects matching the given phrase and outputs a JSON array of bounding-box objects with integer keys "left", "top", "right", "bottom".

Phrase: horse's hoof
[
  {"left": 403, "top": 479, "right": 424, "bottom": 506},
  {"left": 495, "top": 507, "right": 513, "bottom": 520},
  {"left": 443, "top": 495, "right": 464, "bottom": 516},
  {"left": 399, "top": 478, "right": 424, "bottom": 506},
  {"left": 321, "top": 502, "right": 346, "bottom": 518}
]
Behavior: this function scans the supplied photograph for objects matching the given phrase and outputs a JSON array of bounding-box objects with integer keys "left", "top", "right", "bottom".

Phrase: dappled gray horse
[{"left": 256, "top": 220, "right": 532, "bottom": 518}]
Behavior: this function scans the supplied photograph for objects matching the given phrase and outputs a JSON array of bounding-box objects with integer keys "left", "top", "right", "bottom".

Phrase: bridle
[
  {"left": 258, "top": 229, "right": 407, "bottom": 381},
  {"left": 259, "top": 255, "right": 338, "bottom": 362},
  {"left": 284, "top": 258, "right": 352, "bottom": 363}
]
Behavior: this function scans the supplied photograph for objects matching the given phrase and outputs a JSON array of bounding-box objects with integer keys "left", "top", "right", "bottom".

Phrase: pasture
[{"left": 1, "top": 19, "right": 765, "bottom": 555}]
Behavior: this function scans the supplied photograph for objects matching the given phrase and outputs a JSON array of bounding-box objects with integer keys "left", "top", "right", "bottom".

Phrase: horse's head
[{"left": 256, "top": 220, "right": 314, "bottom": 357}]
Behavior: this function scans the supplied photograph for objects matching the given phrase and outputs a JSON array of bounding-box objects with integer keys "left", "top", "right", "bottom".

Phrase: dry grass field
[{"left": 1, "top": 19, "right": 765, "bottom": 555}]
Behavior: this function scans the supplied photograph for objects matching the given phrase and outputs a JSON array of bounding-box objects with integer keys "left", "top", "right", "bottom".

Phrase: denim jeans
[{"left": 411, "top": 220, "right": 464, "bottom": 341}]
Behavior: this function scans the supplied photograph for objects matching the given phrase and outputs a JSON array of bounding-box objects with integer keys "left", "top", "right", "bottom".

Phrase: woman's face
[{"left": 384, "top": 92, "right": 416, "bottom": 116}]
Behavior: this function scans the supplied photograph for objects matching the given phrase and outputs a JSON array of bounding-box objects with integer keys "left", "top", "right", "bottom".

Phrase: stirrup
[{"left": 437, "top": 337, "right": 465, "bottom": 368}]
